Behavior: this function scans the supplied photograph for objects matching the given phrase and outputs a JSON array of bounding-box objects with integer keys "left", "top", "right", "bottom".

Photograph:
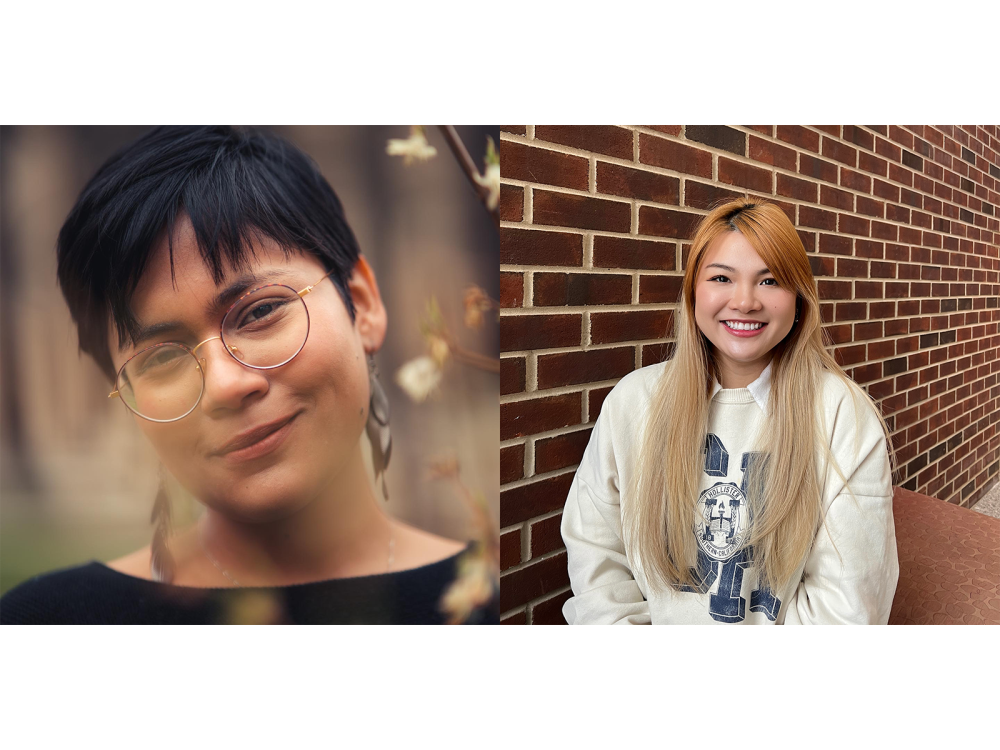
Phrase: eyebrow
[
  {"left": 705, "top": 263, "right": 772, "bottom": 277},
  {"left": 122, "top": 270, "right": 298, "bottom": 352}
]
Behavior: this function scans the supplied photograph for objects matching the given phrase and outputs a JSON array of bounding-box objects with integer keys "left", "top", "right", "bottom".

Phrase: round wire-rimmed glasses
[{"left": 109, "top": 269, "right": 335, "bottom": 422}]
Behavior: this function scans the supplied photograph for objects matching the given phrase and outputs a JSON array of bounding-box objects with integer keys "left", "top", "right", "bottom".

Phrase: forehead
[
  {"left": 701, "top": 231, "right": 767, "bottom": 268},
  {"left": 130, "top": 217, "right": 324, "bottom": 319}
]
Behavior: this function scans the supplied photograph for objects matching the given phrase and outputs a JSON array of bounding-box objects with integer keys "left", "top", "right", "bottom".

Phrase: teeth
[{"left": 724, "top": 321, "right": 763, "bottom": 331}]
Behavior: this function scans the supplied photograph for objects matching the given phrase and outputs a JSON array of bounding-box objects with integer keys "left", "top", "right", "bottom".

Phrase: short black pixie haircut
[{"left": 57, "top": 125, "right": 361, "bottom": 380}]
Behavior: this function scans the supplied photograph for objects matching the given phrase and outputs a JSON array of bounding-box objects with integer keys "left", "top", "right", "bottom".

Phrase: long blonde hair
[{"left": 626, "top": 197, "right": 889, "bottom": 592}]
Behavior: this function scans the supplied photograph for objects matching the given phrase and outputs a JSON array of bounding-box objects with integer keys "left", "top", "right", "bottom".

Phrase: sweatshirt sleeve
[
  {"left": 561, "top": 406, "right": 651, "bottom": 625},
  {"left": 782, "top": 383, "right": 898, "bottom": 625}
]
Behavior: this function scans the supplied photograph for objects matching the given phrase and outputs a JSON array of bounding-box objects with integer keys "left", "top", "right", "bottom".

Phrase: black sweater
[{"left": 0, "top": 546, "right": 498, "bottom": 625}]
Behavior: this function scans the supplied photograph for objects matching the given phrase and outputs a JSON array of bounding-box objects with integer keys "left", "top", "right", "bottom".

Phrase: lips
[
  {"left": 721, "top": 320, "right": 768, "bottom": 337},
  {"left": 213, "top": 413, "right": 299, "bottom": 457}
]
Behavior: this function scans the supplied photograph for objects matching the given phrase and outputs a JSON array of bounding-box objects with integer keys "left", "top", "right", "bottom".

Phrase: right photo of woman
[{"left": 499, "top": 125, "right": 1000, "bottom": 625}]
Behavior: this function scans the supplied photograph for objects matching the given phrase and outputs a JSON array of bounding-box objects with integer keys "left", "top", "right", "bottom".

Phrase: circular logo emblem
[{"left": 695, "top": 482, "right": 751, "bottom": 561}]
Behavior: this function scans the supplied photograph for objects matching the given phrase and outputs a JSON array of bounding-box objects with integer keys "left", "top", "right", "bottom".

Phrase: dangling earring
[
  {"left": 366, "top": 355, "right": 392, "bottom": 501},
  {"left": 150, "top": 467, "right": 175, "bottom": 583}
]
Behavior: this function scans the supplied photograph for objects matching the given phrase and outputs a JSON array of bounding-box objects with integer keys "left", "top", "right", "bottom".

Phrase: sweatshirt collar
[{"left": 710, "top": 361, "right": 772, "bottom": 412}]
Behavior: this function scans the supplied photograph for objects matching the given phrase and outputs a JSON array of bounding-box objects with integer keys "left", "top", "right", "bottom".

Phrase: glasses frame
[{"left": 109, "top": 269, "right": 336, "bottom": 423}]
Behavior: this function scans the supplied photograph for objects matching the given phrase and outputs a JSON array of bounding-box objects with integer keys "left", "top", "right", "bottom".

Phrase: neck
[
  {"left": 717, "top": 356, "right": 770, "bottom": 389},
  {"left": 194, "top": 442, "right": 393, "bottom": 585}
]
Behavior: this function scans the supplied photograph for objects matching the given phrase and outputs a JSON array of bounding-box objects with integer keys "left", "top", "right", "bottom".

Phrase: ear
[{"left": 347, "top": 255, "right": 387, "bottom": 353}]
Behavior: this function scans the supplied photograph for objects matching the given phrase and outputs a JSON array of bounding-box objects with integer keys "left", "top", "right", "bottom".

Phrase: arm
[
  {"left": 783, "top": 385, "right": 898, "bottom": 625},
  {"left": 561, "top": 411, "right": 651, "bottom": 625}
]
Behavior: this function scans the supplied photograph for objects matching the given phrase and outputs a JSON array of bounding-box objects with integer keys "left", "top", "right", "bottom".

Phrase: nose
[
  {"left": 729, "top": 280, "right": 763, "bottom": 313},
  {"left": 194, "top": 337, "right": 269, "bottom": 414}
]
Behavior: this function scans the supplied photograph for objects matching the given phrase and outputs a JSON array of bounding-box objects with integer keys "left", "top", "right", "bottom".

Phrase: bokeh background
[{"left": 0, "top": 125, "right": 500, "bottom": 593}]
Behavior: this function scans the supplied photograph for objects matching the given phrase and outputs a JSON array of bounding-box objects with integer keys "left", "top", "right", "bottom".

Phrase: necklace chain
[{"left": 200, "top": 531, "right": 396, "bottom": 587}]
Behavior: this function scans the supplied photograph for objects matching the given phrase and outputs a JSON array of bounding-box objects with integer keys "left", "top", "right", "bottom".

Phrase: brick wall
[{"left": 499, "top": 125, "right": 1000, "bottom": 625}]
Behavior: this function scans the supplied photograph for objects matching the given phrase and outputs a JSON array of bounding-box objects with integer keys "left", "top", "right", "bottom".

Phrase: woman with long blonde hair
[{"left": 561, "top": 197, "right": 897, "bottom": 624}]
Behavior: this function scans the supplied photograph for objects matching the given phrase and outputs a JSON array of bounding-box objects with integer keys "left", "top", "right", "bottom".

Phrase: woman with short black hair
[{"left": 1, "top": 126, "right": 494, "bottom": 624}]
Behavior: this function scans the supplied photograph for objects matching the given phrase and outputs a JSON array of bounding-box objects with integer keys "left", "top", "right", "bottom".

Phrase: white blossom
[
  {"left": 395, "top": 355, "right": 443, "bottom": 402},
  {"left": 386, "top": 126, "right": 438, "bottom": 165},
  {"left": 474, "top": 162, "right": 500, "bottom": 211}
]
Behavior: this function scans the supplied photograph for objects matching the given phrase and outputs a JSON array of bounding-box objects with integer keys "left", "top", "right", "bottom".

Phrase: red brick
[
  {"left": 777, "top": 125, "right": 820, "bottom": 152},
  {"left": 776, "top": 173, "right": 818, "bottom": 202},
  {"left": 854, "top": 281, "right": 882, "bottom": 299},
  {"left": 639, "top": 134, "right": 712, "bottom": 178},
  {"left": 824, "top": 323, "right": 852, "bottom": 344},
  {"left": 685, "top": 181, "right": 744, "bottom": 210},
  {"left": 498, "top": 551, "right": 570, "bottom": 611},
  {"left": 598, "top": 162, "right": 680, "bottom": 205},
  {"left": 501, "top": 356, "right": 525, "bottom": 395},
  {"left": 500, "top": 271, "right": 523, "bottom": 308},
  {"left": 821, "top": 184, "right": 854, "bottom": 211},
  {"left": 889, "top": 126, "right": 914, "bottom": 150},
  {"left": 591, "top": 310, "right": 673, "bottom": 344},
  {"left": 873, "top": 179, "right": 900, "bottom": 202},
  {"left": 800, "top": 153, "right": 839, "bottom": 183},
  {"left": 501, "top": 392, "right": 582, "bottom": 441},
  {"left": 531, "top": 590, "right": 572, "bottom": 625},
  {"left": 642, "top": 342, "right": 675, "bottom": 366},
  {"left": 535, "top": 125, "right": 633, "bottom": 160},
  {"left": 537, "top": 348, "right": 635, "bottom": 390},
  {"left": 500, "top": 184, "right": 523, "bottom": 221},
  {"left": 593, "top": 236, "right": 675, "bottom": 271},
  {"left": 890, "top": 163, "right": 914, "bottom": 187},
  {"left": 748, "top": 135, "right": 797, "bottom": 170},
  {"left": 835, "top": 344, "right": 867, "bottom": 366},
  {"left": 646, "top": 125, "right": 682, "bottom": 136},
  {"left": 842, "top": 126, "right": 875, "bottom": 152},
  {"left": 819, "top": 233, "right": 852, "bottom": 255},
  {"left": 840, "top": 167, "right": 872, "bottom": 193},
  {"left": 859, "top": 150, "right": 888, "bottom": 177},
  {"left": 501, "top": 141, "right": 590, "bottom": 191},
  {"left": 501, "top": 313, "right": 581, "bottom": 352},
  {"left": 839, "top": 213, "right": 871, "bottom": 236},
  {"left": 533, "top": 190, "right": 631, "bottom": 232},
  {"left": 836, "top": 302, "right": 867, "bottom": 321},
  {"left": 535, "top": 428, "right": 593, "bottom": 475},
  {"left": 501, "top": 443, "right": 524, "bottom": 485},
  {"left": 819, "top": 280, "right": 852, "bottom": 300},
  {"left": 501, "top": 126, "right": 527, "bottom": 135},
  {"left": 856, "top": 239, "right": 885, "bottom": 258},
  {"left": 639, "top": 274, "right": 684, "bottom": 303},
  {"left": 799, "top": 205, "right": 837, "bottom": 231},
  {"left": 809, "top": 255, "right": 835, "bottom": 277},
  {"left": 533, "top": 272, "right": 632, "bottom": 306},
  {"left": 530, "top": 514, "right": 564, "bottom": 558},
  {"left": 876, "top": 137, "right": 902, "bottom": 162},
  {"left": 855, "top": 321, "right": 884, "bottom": 340},
  {"left": 856, "top": 195, "right": 885, "bottom": 218},
  {"left": 588, "top": 386, "right": 614, "bottom": 420},
  {"left": 718, "top": 157, "right": 772, "bottom": 192},
  {"left": 822, "top": 136, "right": 857, "bottom": 167},
  {"left": 814, "top": 126, "right": 840, "bottom": 137},
  {"left": 837, "top": 257, "right": 867, "bottom": 277},
  {"left": 501, "top": 228, "right": 583, "bottom": 266},
  {"left": 500, "top": 529, "right": 521, "bottom": 571},
  {"left": 638, "top": 206, "right": 702, "bottom": 239}
]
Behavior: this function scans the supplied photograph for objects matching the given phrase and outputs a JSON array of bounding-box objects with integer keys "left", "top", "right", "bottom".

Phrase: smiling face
[
  {"left": 693, "top": 230, "right": 798, "bottom": 388},
  {"left": 109, "top": 217, "right": 386, "bottom": 522}
]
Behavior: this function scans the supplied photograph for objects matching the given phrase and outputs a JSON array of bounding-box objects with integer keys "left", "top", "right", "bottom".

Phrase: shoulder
[
  {"left": 391, "top": 522, "right": 467, "bottom": 571},
  {"left": 817, "top": 369, "right": 884, "bottom": 436},
  {"left": 0, "top": 562, "right": 109, "bottom": 624},
  {"left": 601, "top": 360, "right": 670, "bottom": 421}
]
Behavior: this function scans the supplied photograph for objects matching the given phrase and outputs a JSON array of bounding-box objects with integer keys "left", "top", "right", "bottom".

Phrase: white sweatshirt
[{"left": 561, "top": 361, "right": 898, "bottom": 625}]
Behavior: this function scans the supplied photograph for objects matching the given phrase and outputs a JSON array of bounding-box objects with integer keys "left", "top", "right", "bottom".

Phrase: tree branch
[{"left": 438, "top": 126, "right": 500, "bottom": 231}]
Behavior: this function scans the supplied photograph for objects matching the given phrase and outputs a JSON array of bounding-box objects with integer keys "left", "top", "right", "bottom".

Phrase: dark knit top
[{"left": 0, "top": 544, "right": 498, "bottom": 625}]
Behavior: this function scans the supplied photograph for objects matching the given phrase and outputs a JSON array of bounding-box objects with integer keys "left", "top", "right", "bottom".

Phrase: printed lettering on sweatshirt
[{"left": 678, "top": 433, "right": 781, "bottom": 623}]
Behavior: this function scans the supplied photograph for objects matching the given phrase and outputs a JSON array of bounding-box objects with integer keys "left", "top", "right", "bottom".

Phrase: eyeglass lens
[{"left": 117, "top": 285, "right": 310, "bottom": 421}]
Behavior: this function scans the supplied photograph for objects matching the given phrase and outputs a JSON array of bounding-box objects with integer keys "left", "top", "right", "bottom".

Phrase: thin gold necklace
[{"left": 200, "top": 531, "right": 396, "bottom": 587}]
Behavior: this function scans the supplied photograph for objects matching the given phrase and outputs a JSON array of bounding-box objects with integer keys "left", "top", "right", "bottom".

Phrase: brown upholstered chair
[{"left": 889, "top": 486, "right": 1000, "bottom": 625}]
